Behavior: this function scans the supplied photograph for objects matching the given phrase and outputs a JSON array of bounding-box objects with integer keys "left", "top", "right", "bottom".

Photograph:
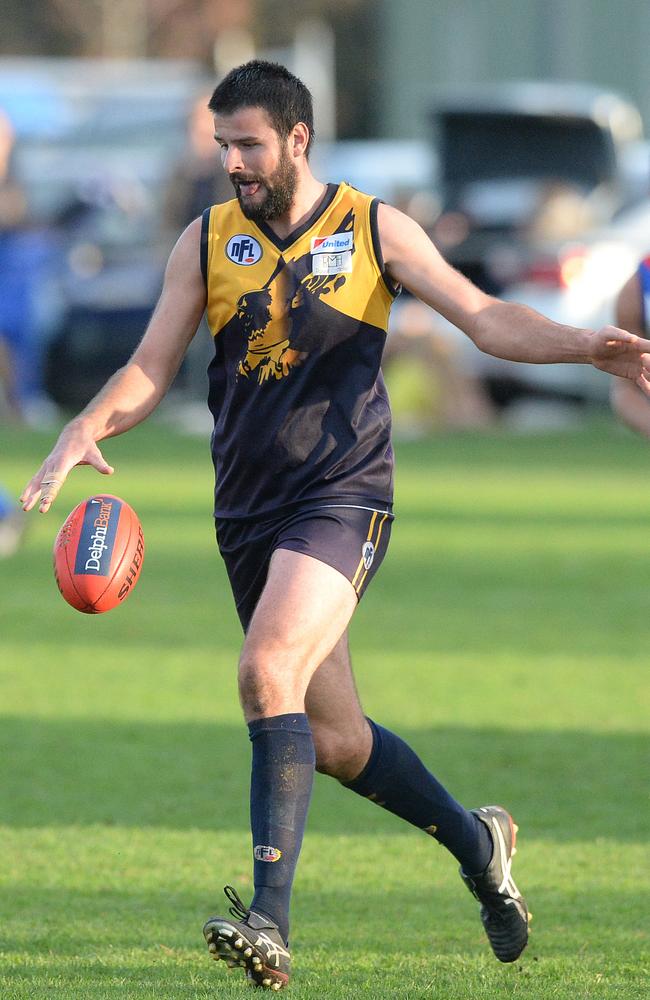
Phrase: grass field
[{"left": 1, "top": 418, "right": 649, "bottom": 999}]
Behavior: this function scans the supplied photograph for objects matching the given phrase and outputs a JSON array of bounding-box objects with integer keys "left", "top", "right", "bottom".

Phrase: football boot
[
  {"left": 203, "top": 885, "right": 291, "bottom": 990},
  {"left": 460, "top": 805, "right": 530, "bottom": 963}
]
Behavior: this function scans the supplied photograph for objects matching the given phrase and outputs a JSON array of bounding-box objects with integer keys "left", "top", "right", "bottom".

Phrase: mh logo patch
[
  {"left": 226, "top": 234, "right": 263, "bottom": 266},
  {"left": 74, "top": 496, "right": 122, "bottom": 576}
]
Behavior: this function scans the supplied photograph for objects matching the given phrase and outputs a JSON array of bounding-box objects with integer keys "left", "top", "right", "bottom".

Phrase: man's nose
[{"left": 224, "top": 145, "right": 245, "bottom": 174}]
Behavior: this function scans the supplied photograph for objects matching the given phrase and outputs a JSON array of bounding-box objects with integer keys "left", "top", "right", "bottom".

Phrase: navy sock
[
  {"left": 343, "top": 720, "right": 492, "bottom": 873},
  {"left": 248, "top": 713, "right": 315, "bottom": 944}
]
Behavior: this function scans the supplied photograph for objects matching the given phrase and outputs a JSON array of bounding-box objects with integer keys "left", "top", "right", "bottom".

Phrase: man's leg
[
  {"left": 305, "top": 637, "right": 529, "bottom": 963},
  {"left": 204, "top": 548, "right": 358, "bottom": 989},
  {"left": 305, "top": 634, "right": 491, "bottom": 870}
]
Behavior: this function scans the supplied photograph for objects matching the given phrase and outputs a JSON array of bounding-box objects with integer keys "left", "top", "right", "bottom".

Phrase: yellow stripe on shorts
[
  {"left": 355, "top": 512, "right": 389, "bottom": 594},
  {"left": 351, "top": 510, "right": 378, "bottom": 589}
]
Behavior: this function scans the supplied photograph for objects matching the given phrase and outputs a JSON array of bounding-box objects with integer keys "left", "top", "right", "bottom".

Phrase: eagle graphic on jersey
[{"left": 235, "top": 209, "right": 355, "bottom": 385}]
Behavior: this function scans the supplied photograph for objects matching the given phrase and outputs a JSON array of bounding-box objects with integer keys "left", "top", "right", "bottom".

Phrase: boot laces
[{"left": 223, "top": 884, "right": 250, "bottom": 922}]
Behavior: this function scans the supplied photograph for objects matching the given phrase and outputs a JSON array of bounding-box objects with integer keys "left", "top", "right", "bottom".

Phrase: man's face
[{"left": 213, "top": 106, "right": 297, "bottom": 222}]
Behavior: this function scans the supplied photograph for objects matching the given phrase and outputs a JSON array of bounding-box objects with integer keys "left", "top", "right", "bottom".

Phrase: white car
[{"left": 429, "top": 199, "right": 650, "bottom": 406}]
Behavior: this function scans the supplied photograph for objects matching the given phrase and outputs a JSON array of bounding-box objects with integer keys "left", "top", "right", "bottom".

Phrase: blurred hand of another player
[
  {"left": 20, "top": 424, "right": 114, "bottom": 514},
  {"left": 588, "top": 326, "right": 650, "bottom": 393}
]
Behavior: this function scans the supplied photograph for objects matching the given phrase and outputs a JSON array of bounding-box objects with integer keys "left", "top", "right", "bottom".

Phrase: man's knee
[
  {"left": 311, "top": 720, "right": 370, "bottom": 781},
  {"left": 238, "top": 642, "right": 302, "bottom": 718}
]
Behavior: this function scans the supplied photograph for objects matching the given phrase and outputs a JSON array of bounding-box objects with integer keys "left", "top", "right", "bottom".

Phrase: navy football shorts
[{"left": 215, "top": 502, "right": 394, "bottom": 631}]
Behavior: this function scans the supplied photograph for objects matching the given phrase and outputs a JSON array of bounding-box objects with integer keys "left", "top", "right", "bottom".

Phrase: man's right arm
[{"left": 21, "top": 217, "right": 207, "bottom": 513}]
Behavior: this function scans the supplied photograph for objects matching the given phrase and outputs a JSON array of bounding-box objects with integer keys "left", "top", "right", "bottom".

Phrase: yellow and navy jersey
[{"left": 201, "top": 181, "right": 399, "bottom": 519}]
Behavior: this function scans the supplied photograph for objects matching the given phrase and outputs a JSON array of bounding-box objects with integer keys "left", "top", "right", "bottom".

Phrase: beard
[{"left": 231, "top": 146, "right": 298, "bottom": 222}]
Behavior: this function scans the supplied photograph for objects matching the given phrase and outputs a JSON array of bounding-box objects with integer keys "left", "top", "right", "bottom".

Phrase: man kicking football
[{"left": 21, "top": 61, "right": 650, "bottom": 990}]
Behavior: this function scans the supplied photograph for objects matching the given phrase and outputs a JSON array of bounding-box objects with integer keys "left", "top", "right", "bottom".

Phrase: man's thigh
[
  {"left": 216, "top": 504, "right": 393, "bottom": 631},
  {"left": 244, "top": 548, "right": 357, "bottom": 672},
  {"left": 238, "top": 549, "right": 359, "bottom": 718}
]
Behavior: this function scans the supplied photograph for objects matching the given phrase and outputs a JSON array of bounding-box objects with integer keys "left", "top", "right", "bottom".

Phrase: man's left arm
[{"left": 379, "top": 202, "right": 650, "bottom": 388}]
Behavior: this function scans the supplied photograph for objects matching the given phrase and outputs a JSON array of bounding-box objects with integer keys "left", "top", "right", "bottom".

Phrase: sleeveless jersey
[{"left": 201, "top": 182, "right": 398, "bottom": 519}]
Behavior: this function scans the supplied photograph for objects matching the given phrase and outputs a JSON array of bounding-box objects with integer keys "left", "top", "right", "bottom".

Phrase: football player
[{"left": 21, "top": 61, "right": 650, "bottom": 989}]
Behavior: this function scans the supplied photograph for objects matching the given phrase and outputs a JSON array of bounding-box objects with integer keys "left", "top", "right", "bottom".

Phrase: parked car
[
  {"left": 433, "top": 195, "right": 650, "bottom": 408},
  {"left": 0, "top": 57, "right": 210, "bottom": 222},
  {"left": 311, "top": 140, "right": 435, "bottom": 205},
  {"left": 429, "top": 81, "right": 648, "bottom": 296},
  {"left": 0, "top": 58, "right": 213, "bottom": 408}
]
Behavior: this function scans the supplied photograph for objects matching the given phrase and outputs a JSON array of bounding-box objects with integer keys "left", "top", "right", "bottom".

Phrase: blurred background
[
  {"left": 3, "top": 0, "right": 650, "bottom": 450},
  {"left": 4, "top": 10, "right": 650, "bottom": 992}
]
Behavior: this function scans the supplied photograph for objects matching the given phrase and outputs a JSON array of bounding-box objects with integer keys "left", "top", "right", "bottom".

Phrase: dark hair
[{"left": 208, "top": 60, "right": 315, "bottom": 155}]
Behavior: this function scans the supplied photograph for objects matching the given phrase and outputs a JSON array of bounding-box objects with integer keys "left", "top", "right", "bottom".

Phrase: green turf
[{"left": 1, "top": 417, "right": 648, "bottom": 999}]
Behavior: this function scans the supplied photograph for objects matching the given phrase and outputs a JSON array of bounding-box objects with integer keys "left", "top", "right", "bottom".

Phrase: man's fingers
[
  {"left": 598, "top": 327, "right": 650, "bottom": 353},
  {"left": 600, "top": 326, "right": 650, "bottom": 350},
  {"left": 38, "top": 476, "right": 64, "bottom": 513},
  {"left": 20, "top": 471, "right": 66, "bottom": 513},
  {"left": 599, "top": 325, "right": 637, "bottom": 345},
  {"left": 86, "top": 443, "right": 114, "bottom": 476},
  {"left": 19, "top": 473, "right": 47, "bottom": 512},
  {"left": 20, "top": 442, "right": 114, "bottom": 513},
  {"left": 636, "top": 373, "right": 650, "bottom": 397},
  {"left": 20, "top": 489, "right": 39, "bottom": 512}
]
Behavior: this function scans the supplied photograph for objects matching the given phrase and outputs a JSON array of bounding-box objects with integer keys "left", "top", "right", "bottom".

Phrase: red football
[{"left": 53, "top": 494, "right": 145, "bottom": 613}]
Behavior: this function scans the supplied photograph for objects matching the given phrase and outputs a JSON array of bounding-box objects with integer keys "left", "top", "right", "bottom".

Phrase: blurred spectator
[
  {"left": 163, "top": 91, "right": 232, "bottom": 241},
  {"left": 525, "top": 180, "right": 600, "bottom": 244},
  {"left": 0, "top": 484, "right": 26, "bottom": 558},
  {"left": 0, "top": 109, "right": 56, "bottom": 424},
  {"left": 0, "top": 344, "right": 27, "bottom": 551},
  {"left": 0, "top": 322, "right": 21, "bottom": 420},
  {"left": 384, "top": 189, "right": 495, "bottom": 434},
  {"left": 0, "top": 108, "right": 47, "bottom": 556},
  {"left": 610, "top": 257, "right": 650, "bottom": 437},
  {"left": 162, "top": 92, "right": 232, "bottom": 401},
  {"left": 384, "top": 299, "right": 496, "bottom": 434}
]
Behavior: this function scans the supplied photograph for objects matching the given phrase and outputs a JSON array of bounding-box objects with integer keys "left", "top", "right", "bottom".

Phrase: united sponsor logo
[
  {"left": 226, "top": 234, "right": 263, "bottom": 266},
  {"left": 311, "top": 231, "right": 354, "bottom": 254},
  {"left": 74, "top": 497, "right": 122, "bottom": 576},
  {"left": 362, "top": 540, "right": 375, "bottom": 570},
  {"left": 254, "top": 844, "right": 283, "bottom": 863}
]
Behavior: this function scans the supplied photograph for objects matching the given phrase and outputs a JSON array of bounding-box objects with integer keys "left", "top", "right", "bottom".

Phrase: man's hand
[
  {"left": 588, "top": 325, "right": 650, "bottom": 393},
  {"left": 20, "top": 424, "right": 114, "bottom": 514}
]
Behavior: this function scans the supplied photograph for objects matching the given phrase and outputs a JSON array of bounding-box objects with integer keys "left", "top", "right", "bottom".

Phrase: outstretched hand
[
  {"left": 588, "top": 325, "right": 650, "bottom": 392},
  {"left": 20, "top": 427, "right": 114, "bottom": 514}
]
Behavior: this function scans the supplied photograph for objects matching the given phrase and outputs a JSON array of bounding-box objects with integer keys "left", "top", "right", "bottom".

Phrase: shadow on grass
[{"left": 0, "top": 717, "right": 646, "bottom": 840}]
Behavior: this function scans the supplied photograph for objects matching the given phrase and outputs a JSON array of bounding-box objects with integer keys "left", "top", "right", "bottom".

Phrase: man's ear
[{"left": 291, "top": 122, "right": 310, "bottom": 158}]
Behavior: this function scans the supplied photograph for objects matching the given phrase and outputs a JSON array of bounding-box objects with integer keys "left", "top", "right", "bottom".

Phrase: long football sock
[
  {"left": 342, "top": 719, "right": 492, "bottom": 874},
  {"left": 248, "top": 713, "right": 315, "bottom": 944}
]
